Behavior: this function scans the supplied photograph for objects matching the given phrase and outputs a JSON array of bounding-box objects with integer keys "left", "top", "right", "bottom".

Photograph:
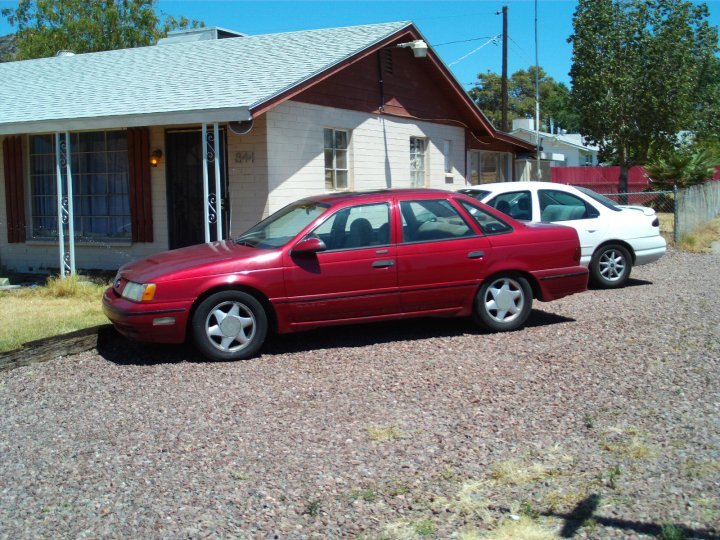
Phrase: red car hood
[{"left": 118, "top": 240, "right": 273, "bottom": 283}]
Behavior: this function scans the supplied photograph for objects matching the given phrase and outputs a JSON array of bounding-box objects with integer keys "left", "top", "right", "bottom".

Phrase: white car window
[{"left": 539, "top": 189, "right": 599, "bottom": 222}]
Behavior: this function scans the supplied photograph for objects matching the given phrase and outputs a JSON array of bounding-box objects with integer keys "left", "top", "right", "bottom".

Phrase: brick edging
[{"left": 0, "top": 324, "right": 114, "bottom": 372}]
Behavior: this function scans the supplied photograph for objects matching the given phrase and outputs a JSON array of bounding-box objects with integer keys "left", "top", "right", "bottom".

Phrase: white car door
[{"left": 537, "top": 188, "right": 602, "bottom": 266}]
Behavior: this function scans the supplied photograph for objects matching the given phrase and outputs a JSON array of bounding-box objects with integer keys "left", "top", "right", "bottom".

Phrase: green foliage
[
  {"left": 468, "top": 66, "right": 580, "bottom": 132},
  {"left": 645, "top": 146, "right": 720, "bottom": 189},
  {"left": 658, "top": 524, "right": 687, "bottom": 540},
  {"left": 1, "top": 0, "right": 204, "bottom": 60},
  {"left": 569, "top": 0, "right": 719, "bottom": 170}
]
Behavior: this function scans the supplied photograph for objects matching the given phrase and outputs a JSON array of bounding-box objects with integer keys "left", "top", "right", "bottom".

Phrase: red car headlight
[{"left": 121, "top": 281, "right": 156, "bottom": 302}]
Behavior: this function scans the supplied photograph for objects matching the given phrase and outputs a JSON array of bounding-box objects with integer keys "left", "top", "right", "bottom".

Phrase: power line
[
  {"left": 433, "top": 36, "right": 497, "bottom": 47},
  {"left": 448, "top": 34, "right": 502, "bottom": 67}
]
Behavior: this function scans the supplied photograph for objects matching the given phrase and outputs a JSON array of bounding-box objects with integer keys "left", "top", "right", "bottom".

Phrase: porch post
[
  {"left": 55, "top": 133, "right": 65, "bottom": 276},
  {"left": 201, "top": 123, "right": 211, "bottom": 243},
  {"left": 213, "top": 122, "right": 223, "bottom": 240},
  {"left": 54, "top": 132, "right": 76, "bottom": 277},
  {"left": 64, "top": 131, "right": 76, "bottom": 275}
]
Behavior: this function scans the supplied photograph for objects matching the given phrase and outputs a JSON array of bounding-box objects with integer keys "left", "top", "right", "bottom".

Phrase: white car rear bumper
[{"left": 631, "top": 236, "right": 667, "bottom": 266}]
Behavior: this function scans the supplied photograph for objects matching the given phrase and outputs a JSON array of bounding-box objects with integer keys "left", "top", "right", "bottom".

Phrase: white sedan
[{"left": 459, "top": 181, "right": 667, "bottom": 288}]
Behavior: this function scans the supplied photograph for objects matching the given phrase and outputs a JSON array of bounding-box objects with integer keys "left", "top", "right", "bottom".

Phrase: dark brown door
[{"left": 165, "top": 128, "right": 228, "bottom": 249}]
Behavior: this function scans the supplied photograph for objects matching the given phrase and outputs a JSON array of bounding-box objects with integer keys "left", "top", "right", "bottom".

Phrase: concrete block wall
[{"left": 226, "top": 115, "right": 270, "bottom": 236}]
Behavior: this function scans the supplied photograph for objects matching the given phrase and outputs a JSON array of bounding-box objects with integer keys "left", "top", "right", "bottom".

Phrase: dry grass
[
  {"left": 0, "top": 275, "right": 109, "bottom": 352},
  {"left": 366, "top": 424, "right": 405, "bottom": 442},
  {"left": 482, "top": 515, "right": 559, "bottom": 540},
  {"left": 677, "top": 216, "right": 720, "bottom": 252},
  {"left": 657, "top": 212, "right": 675, "bottom": 237}
]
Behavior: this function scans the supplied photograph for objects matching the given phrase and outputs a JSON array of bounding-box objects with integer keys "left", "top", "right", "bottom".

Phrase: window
[
  {"left": 486, "top": 191, "right": 533, "bottom": 220},
  {"left": 410, "top": 137, "right": 427, "bottom": 187},
  {"left": 459, "top": 200, "right": 513, "bottom": 235},
  {"left": 324, "top": 128, "right": 349, "bottom": 191},
  {"left": 469, "top": 151, "right": 511, "bottom": 184},
  {"left": 538, "top": 189, "right": 599, "bottom": 222},
  {"left": 29, "top": 131, "right": 130, "bottom": 240},
  {"left": 400, "top": 199, "right": 473, "bottom": 242},
  {"left": 310, "top": 203, "right": 390, "bottom": 250},
  {"left": 235, "top": 201, "right": 329, "bottom": 249}
]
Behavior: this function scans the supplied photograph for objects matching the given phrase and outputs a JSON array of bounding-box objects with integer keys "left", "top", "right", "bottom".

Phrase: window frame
[
  {"left": 409, "top": 136, "right": 427, "bottom": 187},
  {"left": 323, "top": 128, "right": 350, "bottom": 192},
  {"left": 27, "top": 130, "right": 132, "bottom": 242}
]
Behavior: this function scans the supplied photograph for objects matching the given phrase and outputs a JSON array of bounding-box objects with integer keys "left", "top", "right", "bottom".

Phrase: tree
[
  {"left": 468, "top": 67, "right": 580, "bottom": 133},
  {"left": 645, "top": 146, "right": 719, "bottom": 189},
  {"left": 568, "top": 0, "right": 719, "bottom": 196},
  {"left": 1, "top": 0, "right": 203, "bottom": 61}
]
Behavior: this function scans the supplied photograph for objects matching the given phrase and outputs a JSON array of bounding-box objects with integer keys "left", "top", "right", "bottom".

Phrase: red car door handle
[
  {"left": 468, "top": 251, "right": 485, "bottom": 259},
  {"left": 372, "top": 259, "right": 395, "bottom": 268}
]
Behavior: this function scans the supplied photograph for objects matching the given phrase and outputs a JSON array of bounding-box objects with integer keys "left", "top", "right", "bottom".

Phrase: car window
[
  {"left": 574, "top": 186, "right": 622, "bottom": 212},
  {"left": 235, "top": 201, "right": 329, "bottom": 248},
  {"left": 400, "top": 199, "right": 473, "bottom": 242},
  {"left": 459, "top": 200, "right": 513, "bottom": 235},
  {"left": 539, "top": 189, "right": 598, "bottom": 222},
  {"left": 310, "top": 203, "right": 390, "bottom": 250},
  {"left": 486, "top": 191, "right": 532, "bottom": 221}
]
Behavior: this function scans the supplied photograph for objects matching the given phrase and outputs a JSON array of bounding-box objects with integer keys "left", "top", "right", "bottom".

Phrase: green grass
[{"left": 0, "top": 275, "right": 109, "bottom": 352}]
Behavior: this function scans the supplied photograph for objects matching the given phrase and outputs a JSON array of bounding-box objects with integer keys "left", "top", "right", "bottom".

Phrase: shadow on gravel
[
  {"left": 549, "top": 494, "right": 719, "bottom": 539},
  {"left": 98, "top": 309, "right": 575, "bottom": 365},
  {"left": 588, "top": 277, "right": 653, "bottom": 290}
]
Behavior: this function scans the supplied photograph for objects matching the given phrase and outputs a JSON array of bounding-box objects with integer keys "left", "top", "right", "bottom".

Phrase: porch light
[
  {"left": 150, "top": 149, "right": 163, "bottom": 167},
  {"left": 396, "top": 39, "right": 428, "bottom": 58}
]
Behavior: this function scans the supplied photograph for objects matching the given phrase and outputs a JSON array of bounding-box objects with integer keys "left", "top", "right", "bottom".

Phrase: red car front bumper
[{"left": 102, "top": 288, "right": 191, "bottom": 344}]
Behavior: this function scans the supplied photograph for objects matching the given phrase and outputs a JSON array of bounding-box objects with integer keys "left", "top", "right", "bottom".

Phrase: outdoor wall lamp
[
  {"left": 150, "top": 149, "right": 163, "bottom": 167},
  {"left": 395, "top": 39, "right": 428, "bottom": 58}
]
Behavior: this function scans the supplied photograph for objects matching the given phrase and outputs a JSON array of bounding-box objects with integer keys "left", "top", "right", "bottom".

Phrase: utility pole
[{"left": 500, "top": 5, "right": 508, "bottom": 132}]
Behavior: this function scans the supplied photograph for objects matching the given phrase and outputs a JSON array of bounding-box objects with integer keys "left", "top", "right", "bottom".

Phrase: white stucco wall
[{"left": 264, "top": 101, "right": 466, "bottom": 213}]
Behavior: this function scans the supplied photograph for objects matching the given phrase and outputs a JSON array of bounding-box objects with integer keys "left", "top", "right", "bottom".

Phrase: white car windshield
[{"left": 235, "top": 201, "right": 330, "bottom": 248}]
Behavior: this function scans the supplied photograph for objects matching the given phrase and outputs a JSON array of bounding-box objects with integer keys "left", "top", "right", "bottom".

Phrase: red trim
[{"left": 2, "top": 136, "right": 26, "bottom": 243}]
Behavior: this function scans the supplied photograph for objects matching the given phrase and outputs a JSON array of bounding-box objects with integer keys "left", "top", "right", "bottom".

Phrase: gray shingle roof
[{"left": 0, "top": 21, "right": 411, "bottom": 134}]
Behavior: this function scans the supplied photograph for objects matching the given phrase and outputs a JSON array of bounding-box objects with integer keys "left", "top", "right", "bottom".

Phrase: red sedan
[{"left": 103, "top": 189, "right": 588, "bottom": 361}]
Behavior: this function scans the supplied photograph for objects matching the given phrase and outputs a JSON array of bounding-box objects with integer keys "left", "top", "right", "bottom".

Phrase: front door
[{"left": 165, "top": 128, "right": 228, "bottom": 249}]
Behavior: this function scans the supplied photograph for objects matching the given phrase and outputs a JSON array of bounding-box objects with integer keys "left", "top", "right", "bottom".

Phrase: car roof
[{"left": 303, "top": 188, "right": 462, "bottom": 206}]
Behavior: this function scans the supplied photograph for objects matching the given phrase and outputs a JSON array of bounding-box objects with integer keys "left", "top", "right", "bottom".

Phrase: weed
[
  {"left": 349, "top": 488, "right": 379, "bottom": 503},
  {"left": 439, "top": 466, "right": 457, "bottom": 481},
  {"left": 518, "top": 500, "right": 540, "bottom": 519},
  {"left": 680, "top": 459, "right": 720, "bottom": 479},
  {"left": 607, "top": 465, "right": 622, "bottom": 490},
  {"left": 303, "top": 500, "right": 321, "bottom": 517},
  {"left": 658, "top": 523, "right": 686, "bottom": 540},
  {"left": 229, "top": 470, "right": 248, "bottom": 481},
  {"left": 413, "top": 519, "right": 435, "bottom": 536},
  {"left": 583, "top": 413, "right": 595, "bottom": 429}
]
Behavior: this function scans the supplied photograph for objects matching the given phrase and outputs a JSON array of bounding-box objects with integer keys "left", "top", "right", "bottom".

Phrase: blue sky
[{"left": 1, "top": 0, "right": 719, "bottom": 89}]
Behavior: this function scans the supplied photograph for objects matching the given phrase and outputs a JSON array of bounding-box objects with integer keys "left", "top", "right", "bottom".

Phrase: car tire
[
  {"left": 474, "top": 274, "right": 533, "bottom": 332},
  {"left": 590, "top": 244, "right": 631, "bottom": 289},
  {"left": 191, "top": 290, "right": 268, "bottom": 361}
]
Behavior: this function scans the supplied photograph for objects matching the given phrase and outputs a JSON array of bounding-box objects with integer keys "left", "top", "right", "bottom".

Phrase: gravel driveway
[{"left": 1, "top": 248, "right": 718, "bottom": 539}]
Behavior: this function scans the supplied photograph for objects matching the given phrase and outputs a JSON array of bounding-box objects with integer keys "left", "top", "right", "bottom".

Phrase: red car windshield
[{"left": 234, "top": 201, "right": 330, "bottom": 249}]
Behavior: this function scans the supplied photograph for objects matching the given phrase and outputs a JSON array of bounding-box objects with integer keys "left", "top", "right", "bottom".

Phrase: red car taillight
[{"left": 574, "top": 246, "right": 581, "bottom": 262}]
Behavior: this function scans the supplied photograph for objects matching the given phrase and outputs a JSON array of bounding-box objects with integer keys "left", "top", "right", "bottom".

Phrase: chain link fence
[{"left": 599, "top": 190, "right": 677, "bottom": 242}]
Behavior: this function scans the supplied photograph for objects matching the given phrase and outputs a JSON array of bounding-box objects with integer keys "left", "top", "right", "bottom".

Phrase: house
[
  {"left": 510, "top": 118, "right": 599, "bottom": 181},
  {"left": 0, "top": 22, "right": 534, "bottom": 274}
]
